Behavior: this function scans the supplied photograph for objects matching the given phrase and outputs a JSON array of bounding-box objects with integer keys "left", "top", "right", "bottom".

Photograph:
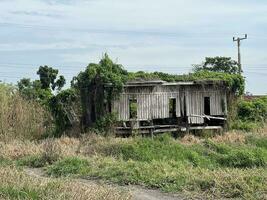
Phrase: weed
[{"left": 46, "top": 157, "right": 90, "bottom": 177}]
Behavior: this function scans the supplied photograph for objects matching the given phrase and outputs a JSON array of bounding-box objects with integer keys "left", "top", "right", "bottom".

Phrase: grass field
[{"left": 0, "top": 131, "right": 266, "bottom": 199}]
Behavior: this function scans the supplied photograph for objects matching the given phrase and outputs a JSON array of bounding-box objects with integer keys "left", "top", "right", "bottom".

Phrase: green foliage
[
  {"left": 46, "top": 157, "right": 90, "bottom": 177},
  {"left": 73, "top": 54, "right": 128, "bottom": 98},
  {"left": 16, "top": 55, "right": 246, "bottom": 136},
  {"left": 128, "top": 70, "right": 244, "bottom": 96},
  {"left": 17, "top": 66, "right": 75, "bottom": 137},
  {"left": 18, "top": 66, "right": 66, "bottom": 105},
  {"left": 17, "top": 155, "right": 48, "bottom": 168},
  {"left": 47, "top": 155, "right": 266, "bottom": 199},
  {"left": 231, "top": 120, "right": 261, "bottom": 131},
  {"left": 18, "top": 78, "right": 53, "bottom": 103},
  {"left": 204, "top": 140, "right": 266, "bottom": 168},
  {"left": 49, "top": 88, "right": 80, "bottom": 136},
  {"left": 93, "top": 113, "right": 118, "bottom": 136},
  {"left": 74, "top": 54, "right": 245, "bottom": 131},
  {"left": 0, "top": 157, "right": 12, "bottom": 167},
  {"left": 193, "top": 57, "right": 240, "bottom": 74},
  {"left": 193, "top": 71, "right": 244, "bottom": 95},
  {"left": 246, "top": 135, "right": 267, "bottom": 149},
  {"left": 73, "top": 54, "right": 128, "bottom": 129},
  {"left": 233, "top": 96, "right": 267, "bottom": 131},
  {"left": 237, "top": 97, "right": 267, "bottom": 122},
  {"left": 89, "top": 134, "right": 266, "bottom": 169},
  {"left": 0, "top": 186, "right": 40, "bottom": 200},
  {"left": 37, "top": 66, "right": 66, "bottom": 91}
]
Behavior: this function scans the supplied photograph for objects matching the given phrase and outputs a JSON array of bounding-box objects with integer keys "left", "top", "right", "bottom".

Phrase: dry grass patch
[
  {"left": 180, "top": 134, "right": 202, "bottom": 145},
  {"left": 0, "top": 165, "right": 131, "bottom": 200},
  {"left": 0, "top": 84, "right": 51, "bottom": 141},
  {"left": 0, "top": 140, "right": 42, "bottom": 160},
  {"left": 180, "top": 131, "right": 246, "bottom": 146},
  {"left": 211, "top": 131, "right": 246, "bottom": 143}
]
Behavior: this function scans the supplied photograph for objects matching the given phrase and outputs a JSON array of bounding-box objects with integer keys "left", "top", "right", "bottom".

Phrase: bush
[
  {"left": 92, "top": 113, "right": 118, "bottom": 136},
  {"left": 234, "top": 96, "right": 267, "bottom": 131},
  {"left": 238, "top": 97, "right": 267, "bottom": 122}
]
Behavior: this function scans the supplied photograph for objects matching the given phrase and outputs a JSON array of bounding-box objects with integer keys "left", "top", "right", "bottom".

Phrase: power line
[
  {"left": 0, "top": 61, "right": 266, "bottom": 68},
  {"left": 2, "top": 22, "right": 267, "bottom": 39}
]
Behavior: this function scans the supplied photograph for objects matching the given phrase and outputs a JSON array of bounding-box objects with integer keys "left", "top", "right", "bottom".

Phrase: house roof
[{"left": 124, "top": 80, "right": 225, "bottom": 87}]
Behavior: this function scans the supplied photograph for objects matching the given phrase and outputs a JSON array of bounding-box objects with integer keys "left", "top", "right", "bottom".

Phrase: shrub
[
  {"left": 238, "top": 97, "right": 267, "bottom": 122},
  {"left": 234, "top": 96, "right": 267, "bottom": 131}
]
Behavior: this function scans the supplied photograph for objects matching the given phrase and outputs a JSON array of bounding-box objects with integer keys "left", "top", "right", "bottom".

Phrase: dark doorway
[
  {"left": 169, "top": 98, "right": 176, "bottom": 118},
  {"left": 129, "top": 98, "right": 137, "bottom": 119},
  {"left": 204, "top": 97, "right": 211, "bottom": 115}
]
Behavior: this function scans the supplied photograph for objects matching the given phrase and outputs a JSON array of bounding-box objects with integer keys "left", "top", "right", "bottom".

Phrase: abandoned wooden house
[{"left": 111, "top": 80, "right": 228, "bottom": 135}]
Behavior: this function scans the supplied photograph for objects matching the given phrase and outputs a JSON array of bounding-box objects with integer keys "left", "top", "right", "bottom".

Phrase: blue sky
[{"left": 0, "top": 0, "right": 266, "bottom": 94}]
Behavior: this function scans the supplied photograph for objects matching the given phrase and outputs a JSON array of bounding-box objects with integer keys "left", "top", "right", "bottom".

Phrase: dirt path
[{"left": 24, "top": 168, "right": 187, "bottom": 200}]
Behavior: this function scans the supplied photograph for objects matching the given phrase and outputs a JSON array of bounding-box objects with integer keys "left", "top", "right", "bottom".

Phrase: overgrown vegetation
[
  {"left": 4, "top": 54, "right": 246, "bottom": 137},
  {"left": 45, "top": 134, "right": 266, "bottom": 199},
  {"left": 232, "top": 96, "right": 267, "bottom": 131},
  {"left": 71, "top": 55, "right": 245, "bottom": 133},
  {"left": 0, "top": 132, "right": 266, "bottom": 199}
]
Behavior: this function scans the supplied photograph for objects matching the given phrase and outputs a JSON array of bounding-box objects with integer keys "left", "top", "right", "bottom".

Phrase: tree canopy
[
  {"left": 37, "top": 66, "right": 66, "bottom": 91},
  {"left": 193, "top": 57, "right": 240, "bottom": 74}
]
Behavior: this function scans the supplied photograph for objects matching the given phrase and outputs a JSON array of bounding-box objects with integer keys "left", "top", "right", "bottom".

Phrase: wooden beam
[
  {"left": 189, "top": 114, "right": 227, "bottom": 121},
  {"left": 189, "top": 126, "right": 223, "bottom": 130}
]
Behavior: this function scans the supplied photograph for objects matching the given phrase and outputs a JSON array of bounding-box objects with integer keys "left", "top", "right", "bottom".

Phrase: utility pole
[{"left": 233, "top": 34, "right": 247, "bottom": 74}]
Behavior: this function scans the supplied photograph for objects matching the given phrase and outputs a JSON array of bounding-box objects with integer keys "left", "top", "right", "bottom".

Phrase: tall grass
[{"left": 0, "top": 84, "right": 51, "bottom": 141}]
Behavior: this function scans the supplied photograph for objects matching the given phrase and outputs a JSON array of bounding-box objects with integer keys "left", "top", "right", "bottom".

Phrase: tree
[
  {"left": 193, "top": 57, "right": 240, "bottom": 74},
  {"left": 37, "top": 66, "right": 66, "bottom": 91},
  {"left": 18, "top": 66, "right": 66, "bottom": 102}
]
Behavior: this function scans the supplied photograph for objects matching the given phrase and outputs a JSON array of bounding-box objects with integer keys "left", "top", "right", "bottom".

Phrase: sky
[{"left": 0, "top": 0, "right": 266, "bottom": 94}]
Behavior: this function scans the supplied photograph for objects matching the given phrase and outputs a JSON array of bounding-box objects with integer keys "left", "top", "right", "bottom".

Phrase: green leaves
[
  {"left": 37, "top": 66, "right": 66, "bottom": 91},
  {"left": 194, "top": 57, "right": 240, "bottom": 74}
]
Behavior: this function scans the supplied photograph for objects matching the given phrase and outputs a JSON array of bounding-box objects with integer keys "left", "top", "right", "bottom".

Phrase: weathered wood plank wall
[{"left": 112, "top": 84, "right": 227, "bottom": 124}]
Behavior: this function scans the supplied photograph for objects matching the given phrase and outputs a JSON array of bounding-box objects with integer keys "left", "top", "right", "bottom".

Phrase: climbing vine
[
  {"left": 129, "top": 70, "right": 245, "bottom": 96},
  {"left": 72, "top": 54, "right": 128, "bottom": 129}
]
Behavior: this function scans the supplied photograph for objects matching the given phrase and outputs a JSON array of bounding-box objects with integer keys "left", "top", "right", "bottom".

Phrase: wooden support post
[
  {"left": 186, "top": 117, "right": 190, "bottom": 134},
  {"left": 149, "top": 120, "right": 154, "bottom": 138}
]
